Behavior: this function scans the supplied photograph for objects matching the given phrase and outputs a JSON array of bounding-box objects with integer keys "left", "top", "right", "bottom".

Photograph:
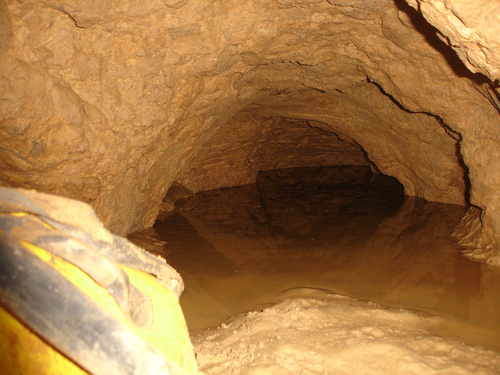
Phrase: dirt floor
[{"left": 192, "top": 294, "right": 500, "bottom": 375}]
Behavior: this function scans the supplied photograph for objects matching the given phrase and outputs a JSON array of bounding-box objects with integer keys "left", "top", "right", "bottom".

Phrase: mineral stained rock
[{"left": 0, "top": 0, "right": 500, "bottom": 264}]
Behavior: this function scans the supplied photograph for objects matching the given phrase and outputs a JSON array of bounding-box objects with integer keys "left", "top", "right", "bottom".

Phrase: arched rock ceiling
[{"left": 1, "top": 0, "right": 500, "bottom": 263}]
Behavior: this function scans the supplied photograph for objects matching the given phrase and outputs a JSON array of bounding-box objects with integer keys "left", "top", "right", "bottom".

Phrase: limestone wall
[
  {"left": 177, "top": 114, "right": 368, "bottom": 193},
  {"left": 1, "top": 0, "right": 500, "bottom": 263}
]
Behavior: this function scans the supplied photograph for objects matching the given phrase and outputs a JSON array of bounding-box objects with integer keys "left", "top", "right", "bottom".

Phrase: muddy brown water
[{"left": 129, "top": 166, "right": 500, "bottom": 352}]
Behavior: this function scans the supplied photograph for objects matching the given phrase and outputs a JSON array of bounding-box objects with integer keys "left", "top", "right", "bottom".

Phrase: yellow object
[{"left": 0, "top": 239, "right": 198, "bottom": 375}]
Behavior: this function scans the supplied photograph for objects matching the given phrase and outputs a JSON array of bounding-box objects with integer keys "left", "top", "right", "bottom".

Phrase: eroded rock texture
[
  {"left": 1, "top": 0, "right": 500, "bottom": 263},
  {"left": 406, "top": 0, "right": 500, "bottom": 81}
]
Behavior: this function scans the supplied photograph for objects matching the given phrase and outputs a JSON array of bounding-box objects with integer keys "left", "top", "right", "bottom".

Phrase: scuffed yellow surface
[{"left": 0, "top": 240, "right": 198, "bottom": 375}]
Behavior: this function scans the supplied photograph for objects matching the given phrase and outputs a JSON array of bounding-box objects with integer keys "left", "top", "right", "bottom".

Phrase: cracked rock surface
[{"left": 1, "top": 0, "right": 500, "bottom": 263}]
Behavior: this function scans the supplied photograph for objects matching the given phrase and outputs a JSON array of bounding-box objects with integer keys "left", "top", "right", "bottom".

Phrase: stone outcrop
[
  {"left": 406, "top": 0, "right": 500, "bottom": 81},
  {"left": 1, "top": 0, "right": 500, "bottom": 263}
]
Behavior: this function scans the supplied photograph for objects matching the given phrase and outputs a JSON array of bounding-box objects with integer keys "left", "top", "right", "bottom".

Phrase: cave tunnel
[
  {"left": 1, "top": 0, "right": 500, "bottom": 373},
  {"left": 2, "top": 0, "right": 500, "bottom": 263}
]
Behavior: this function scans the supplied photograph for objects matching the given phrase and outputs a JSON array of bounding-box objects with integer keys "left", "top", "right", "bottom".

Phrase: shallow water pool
[{"left": 129, "top": 166, "right": 500, "bottom": 354}]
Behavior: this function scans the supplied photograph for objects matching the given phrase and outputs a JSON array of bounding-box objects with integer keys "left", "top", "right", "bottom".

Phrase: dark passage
[{"left": 129, "top": 166, "right": 500, "bottom": 352}]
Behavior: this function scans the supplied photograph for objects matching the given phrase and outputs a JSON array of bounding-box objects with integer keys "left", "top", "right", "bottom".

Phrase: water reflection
[{"left": 129, "top": 166, "right": 500, "bottom": 352}]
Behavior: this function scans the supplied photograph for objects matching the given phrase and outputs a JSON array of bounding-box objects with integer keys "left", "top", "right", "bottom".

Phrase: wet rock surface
[{"left": 193, "top": 296, "right": 500, "bottom": 375}]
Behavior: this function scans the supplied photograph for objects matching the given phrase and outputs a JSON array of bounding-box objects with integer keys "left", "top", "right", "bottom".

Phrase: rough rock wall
[
  {"left": 244, "top": 82, "right": 465, "bottom": 205},
  {"left": 177, "top": 114, "right": 368, "bottom": 192},
  {"left": 1, "top": 0, "right": 500, "bottom": 263},
  {"left": 406, "top": 0, "right": 500, "bottom": 80},
  {"left": 403, "top": 0, "right": 500, "bottom": 264}
]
